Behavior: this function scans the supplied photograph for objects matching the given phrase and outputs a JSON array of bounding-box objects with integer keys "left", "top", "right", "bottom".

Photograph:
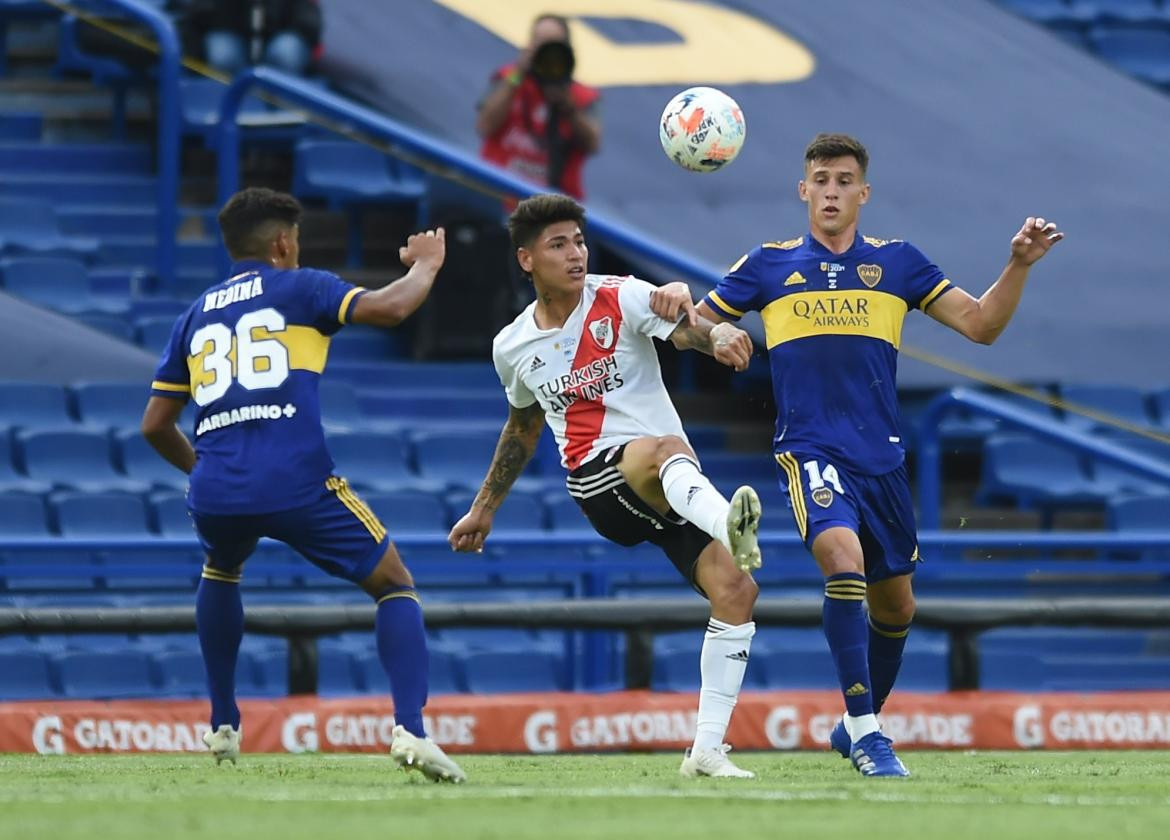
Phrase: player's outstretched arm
[
  {"left": 349, "top": 228, "right": 446, "bottom": 328},
  {"left": 141, "top": 395, "right": 195, "bottom": 474},
  {"left": 927, "top": 216, "right": 1064, "bottom": 345},
  {"left": 668, "top": 318, "right": 753, "bottom": 372},
  {"left": 448, "top": 402, "right": 545, "bottom": 553}
]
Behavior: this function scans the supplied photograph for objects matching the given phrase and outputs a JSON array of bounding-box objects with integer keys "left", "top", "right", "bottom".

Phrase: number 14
[{"left": 802, "top": 460, "right": 844, "bottom": 493}]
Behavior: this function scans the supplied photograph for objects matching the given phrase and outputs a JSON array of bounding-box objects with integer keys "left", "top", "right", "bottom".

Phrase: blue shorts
[
  {"left": 775, "top": 451, "right": 920, "bottom": 583},
  {"left": 191, "top": 476, "right": 391, "bottom": 584}
]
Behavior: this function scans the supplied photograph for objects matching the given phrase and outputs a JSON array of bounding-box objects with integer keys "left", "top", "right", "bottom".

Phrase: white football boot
[
  {"left": 202, "top": 724, "right": 241, "bottom": 765},
  {"left": 727, "top": 486, "right": 762, "bottom": 573},
  {"left": 679, "top": 744, "right": 756, "bottom": 779},
  {"left": 390, "top": 724, "right": 467, "bottom": 783}
]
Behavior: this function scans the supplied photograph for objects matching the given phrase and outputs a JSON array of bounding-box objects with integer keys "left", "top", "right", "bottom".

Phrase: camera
[{"left": 528, "top": 40, "right": 575, "bottom": 86}]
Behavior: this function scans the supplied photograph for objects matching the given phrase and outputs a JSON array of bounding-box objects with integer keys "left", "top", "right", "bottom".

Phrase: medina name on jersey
[{"left": 493, "top": 274, "right": 689, "bottom": 471}]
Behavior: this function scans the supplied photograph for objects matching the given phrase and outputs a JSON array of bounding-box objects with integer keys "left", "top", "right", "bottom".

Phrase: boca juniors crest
[
  {"left": 588, "top": 316, "right": 614, "bottom": 350},
  {"left": 857, "top": 264, "right": 883, "bottom": 288}
]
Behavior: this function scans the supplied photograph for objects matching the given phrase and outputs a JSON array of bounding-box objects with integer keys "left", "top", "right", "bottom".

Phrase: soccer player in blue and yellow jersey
[
  {"left": 141, "top": 187, "right": 465, "bottom": 782},
  {"left": 651, "top": 134, "right": 1063, "bottom": 776}
]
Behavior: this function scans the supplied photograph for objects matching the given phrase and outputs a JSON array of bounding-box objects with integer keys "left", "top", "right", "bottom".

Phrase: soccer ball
[{"left": 658, "top": 86, "right": 746, "bottom": 173}]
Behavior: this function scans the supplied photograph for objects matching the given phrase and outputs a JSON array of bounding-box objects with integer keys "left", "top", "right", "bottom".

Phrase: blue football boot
[
  {"left": 829, "top": 717, "right": 851, "bottom": 759},
  {"left": 850, "top": 731, "right": 910, "bottom": 777}
]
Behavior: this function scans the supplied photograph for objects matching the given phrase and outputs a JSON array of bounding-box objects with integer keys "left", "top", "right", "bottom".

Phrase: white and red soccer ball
[{"left": 659, "top": 86, "right": 746, "bottom": 173}]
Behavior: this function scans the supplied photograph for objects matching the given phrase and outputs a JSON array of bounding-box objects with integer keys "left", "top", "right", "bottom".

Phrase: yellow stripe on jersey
[
  {"left": 338, "top": 288, "right": 362, "bottom": 324},
  {"left": 919, "top": 279, "right": 951, "bottom": 310},
  {"left": 776, "top": 452, "right": 807, "bottom": 541},
  {"left": 727, "top": 253, "right": 749, "bottom": 274},
  {"left": 151, "top": 380, "right": 189, "bottom": 393},
  {"left": 707, "top": 291, "right": 746, "bottom": 319},
  {"left": 326, "top": 476, "right": 386, "bottom": 542},
  {"left": 760, "top": 290, "right": 908, "bottom": 350}
]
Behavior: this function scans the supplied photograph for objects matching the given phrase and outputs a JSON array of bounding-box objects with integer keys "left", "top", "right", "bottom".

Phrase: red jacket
[{"left": 480, "top": 63, "right": 600, "bottom": 200}]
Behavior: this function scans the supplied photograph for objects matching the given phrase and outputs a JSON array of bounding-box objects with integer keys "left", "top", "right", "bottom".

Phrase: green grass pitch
[{"left": 2, "top": 751, "right": 1168, "bottom": 839}]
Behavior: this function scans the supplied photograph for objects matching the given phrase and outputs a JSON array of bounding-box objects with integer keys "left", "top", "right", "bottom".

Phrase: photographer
[{"left": 477, "top": 14, "right": 601, "bottom": 200}]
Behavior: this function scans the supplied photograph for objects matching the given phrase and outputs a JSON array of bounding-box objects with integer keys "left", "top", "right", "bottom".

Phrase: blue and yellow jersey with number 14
[
  {"left": 151, "top": 260, "right": 366, "bottom": 515},
  {"left": 704, "top": 233, "right": 952, "bottom": 476}
]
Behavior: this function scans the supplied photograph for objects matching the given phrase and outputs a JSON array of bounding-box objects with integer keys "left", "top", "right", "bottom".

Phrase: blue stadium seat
[
  {"left": 545, "top": 494, "right": 595, "bottom": 534},
  {"left": 115, "top": 428, "right": 188, "bottom": 491},
  {"left": 178, "top": 77, "right": 284, "bottom": 147},
  {"left": 56, "top": 649, "right": 156, "bottom": 699},
  {"left": 446, "top": 489, "right": 546, "bottom": 533},
  {"left": 292, "top": 139, "right": 428, "bottom": 268},
  {"left": 150, "top": 491, "right": 194, "bottom": 538},
  {"left": 244, "top": 648, "right": 289, "bottom": 696},
  {"left": 316, "top": 645, "right": 361, "bottom": 696},
  {"left": 1088, "top": 24, "right": 1170, "bottom": 86},
  {"left": 0, "top": 201, "right": 99, "bottom": 261},
  {"left": 361, "top": 489, "right": 449, "bottom": 534},
  {"left": 350, "top": 643, "right": 464, "bottom": 694},
  {"left": 0, "top": 381, "right": 73, "bottom": 428},
  {"left": 325, "top": 429, "right": 415, "bottom": 491},
  {"left": 0, "top": 491, "right": 50, "bottom": 537},
  {"left": 17, "top": 427, "right": 149, "bottom": 493},
  {"left": 153, "top": 650, "right": 207, "bottom": 698},
  {"left": 1107, "top": 493, "right": 1170, "bottom": 530},
  {"left": 698, "top": 452, "right": 779, "bottom": 497},
  {"left": 0, "top": 439, "right": 51, "bottom": 494},
  {"left": 135, "top": 315, "right": 175, "bottom": 353},
  {"left": 328, "top": 328, "right": 400, "bottom": 361},
  {"left": 1073, "top": 0, "right": 1168, "bottom": 24},
  {"left": 1058, "top": 384, "right": 1152, "bottom": 428},
  {"left": 413, "top": 429, "right": 511, "bottom": 489},
  {"left": 76, "top": 311, "right": 136, "bottom": 341},
  {"left": 462, "top": 647, "right": 566, "bottom": 693},
  {"left": 0, "top": 651, "right": 56, "bottom": 699},
  {"left": 318, "top": 380, "right": 367, "bottom": 431},
  {"left": 978, "top": 434, "right": 1103, "bottom": 507},
  {"left": 52, "top": 490, "right": 151, "bottom": 537},
  {"left": 72, "top": 382, "right": 151, "bottom": 428}
]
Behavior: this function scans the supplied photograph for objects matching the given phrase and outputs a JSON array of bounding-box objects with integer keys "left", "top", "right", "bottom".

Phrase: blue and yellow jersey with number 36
[
  {"left": 150, "top": 260, "right": 366, "bottom": 514},
  {"left": 703, "top": 233, "right": 952, "bottom": 475}
]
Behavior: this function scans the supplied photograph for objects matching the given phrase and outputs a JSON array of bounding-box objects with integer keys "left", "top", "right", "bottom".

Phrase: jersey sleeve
[
  {"left": 301, "top": 269, "right": 367, "bottom": 334},
  {"left": 150, "top": 312, "right": 192, "bottom": 401},
  {"left": 619, "top": 276, "right": 681, "bottom": 341},
  {"left": 702, "top": 247, "right": 765, "bottom": 321},
  {"left": 900, "top": 242, "right": 953, "bottom": 311},
  {"left": 492, "top": 336, "right": 537, "bottom": 410}
]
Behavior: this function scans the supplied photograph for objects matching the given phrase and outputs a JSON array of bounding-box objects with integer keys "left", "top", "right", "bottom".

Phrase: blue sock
[
  {"left": 868, "top": 616, "right": 910, "bottom": 713},
  {"left": 196, "top": 571, "right": 243, "bottom": 730},
  {"left": 822, "top": 572, "right": 873, "bottom": 717},
  {"left": 375, "top": 586, "right": 429, "bottom": 738}
]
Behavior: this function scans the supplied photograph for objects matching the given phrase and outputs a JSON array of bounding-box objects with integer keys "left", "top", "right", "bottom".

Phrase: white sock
[
  {"left": 844, "top": 713, "right": 880, "bottom": 741},
  {"left": 692, "top": 617, "right": 755, "bottom": 752},
  {"left": 659, "top": 453, "right": 730, "bottom": 548}
]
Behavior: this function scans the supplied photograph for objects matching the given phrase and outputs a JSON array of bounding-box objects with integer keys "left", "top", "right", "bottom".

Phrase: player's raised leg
[
  {"left": 678, "top": 538, "right": 759, "bottom": 778},
  {"left": 361, "top": 543, "right": 466, "bottom": 783},
  {"left": 619, "top": 435, "right": 762, "bottom": 572}
]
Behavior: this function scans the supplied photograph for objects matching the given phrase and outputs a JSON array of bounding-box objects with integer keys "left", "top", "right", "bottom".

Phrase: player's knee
[
  {"left": 815, "top": 541, "right": 864, "bottom": 576},
  {"left": 872, "top": 592, "right": 916, "bottom": 625},
  {"left": 707, "top": 568, "right": 758, "bottom": 616},
  {"left": 652, "top": 435, "right": 691, "bottom": 469}
]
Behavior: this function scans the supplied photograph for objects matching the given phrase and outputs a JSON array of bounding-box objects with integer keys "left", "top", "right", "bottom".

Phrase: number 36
[{"left": 189, "top": 308, "right": 290, "bottom": 406}]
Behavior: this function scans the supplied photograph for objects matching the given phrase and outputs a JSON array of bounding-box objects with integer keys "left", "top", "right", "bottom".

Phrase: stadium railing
[
  {"left": 4, "top": 594, "right": 1170, "bottom": 693},
  {"left": 917, "top": 388, "right": 1170, "bottom": 528}
]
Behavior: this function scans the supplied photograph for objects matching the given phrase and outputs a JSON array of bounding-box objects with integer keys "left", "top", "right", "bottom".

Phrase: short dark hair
[
  {"left": 217, "top": 187, "right": 302, "bottom": 259},
  {"left": 533, "top": 13, "right": 571, "bottom": 43},
  {"left": 508, "top": 193, "right": 585, "bottom": 251},
  {"left": 804, "top": 133, "right": 869, "bottom": 176}
]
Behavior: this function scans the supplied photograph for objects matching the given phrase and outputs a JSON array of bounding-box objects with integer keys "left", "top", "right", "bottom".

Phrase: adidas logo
[
  {"left": 529, "top": 355, "right": 546, "bottom": 372},
  {"left": 783, "top": 271, "right": 806, "bottom": 286},
  {"left": 725, "top": 649, "right": 749, "bottom": 662},
  {"left": 686, "top": 486, "right": 702, "bottom": 504},
  {"left": 845, "top": 682, "right": 869, "bottom": 696}
]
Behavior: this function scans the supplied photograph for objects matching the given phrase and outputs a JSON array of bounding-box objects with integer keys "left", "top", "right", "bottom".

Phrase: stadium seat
[
  {"left": 17, "top": 427, "right": 150, "bottom": 493},
  {"left": 1073, "top": 0, "right": 1167, "bottom": 24},
  {"left": 462, "top": 647, "right": 566, "bottom": 693},
  {"left": 446, "top": 489, "right": 547, "bottom": 533},
  {"left": 135, "top": 315, "right": 175, "bottom": 353},
  {"left": 177, "top": 77, "right": 286, "bottom": 147},
  {"left": 51, "top": 490, "right": 151, "bottom": 537},
  {"left": 1058, "top": 384, "right": 1152, "bottom": 428},
  {"left": 361, "top": 489, "right": 449, "bottom": 534},
  {"left": 0, "top": 651, "right": 56, "bottom": 699},
  {"left": 56, "top": 649, "right": 156, "bottom": 699},
  {"left": 0, "top": 256, "right": 112, "bottom": 314},
  {"left": 0, "top": 491, "right": 51, "bottom": 537},
  {"left": 150, "top": 491, "right": 194, "bottom": 537},
  {"left": 0, "top": 381, "right": 73, "bottom": 428},
  {"left": 328, "top": 327, "right": 400, "bottom": 361},
  {"left": 413, "top": 429, "right": 511, "bottom": 488},
  {"left": 0, "top": 201, "right": 99, "bottom": 261},
  {"left": 978, "top": 434, "right": 1103, "bottom": 508},
  {"left": 76, "top": 311, "right": 136, "bottom": 341},
  {"left": 292, "top": 139, "right": 428, "bottom": 267},
  {"left": 545, "top": 494, "right": 595, "bottom": 534},
  {"left": 1106, "top": 493, "right": 1170, "bottom": 530},
  {"left": 153, "top": 650, "right": 207, "bottom": 698},
  {"left": 317, "top": 380, "right": 367, "bottom": 431},
  {"left": 115, "top": 428, "right": 188, "bottom": 490},
  {"left": 1087, "top": 24, "right": 1170, "bottom": 86},
  {"left": 72, "top": 382, "right": 151, "bottom": 428},
  {"left": 316, "top": 645, "right": 361, "bottom": 696},
  {"left": 325, "top": 429, "right": 415, "bottom": 491},
  {"left": 698, "top": 452, "right": 779, "bottom": 497}
]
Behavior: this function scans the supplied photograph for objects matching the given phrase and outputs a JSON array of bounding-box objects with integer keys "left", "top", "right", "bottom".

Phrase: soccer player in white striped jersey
[{"left": 449, "top": 194, "right": 763, "bottom": 779}]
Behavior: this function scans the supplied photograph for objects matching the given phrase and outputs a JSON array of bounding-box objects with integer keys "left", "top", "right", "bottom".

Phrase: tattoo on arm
[
  {"left": 477, "top": 403, "right": 545, "bottom": 510},
  {"left": 669, "top": 321, "right": 714, "bottom": 354}
]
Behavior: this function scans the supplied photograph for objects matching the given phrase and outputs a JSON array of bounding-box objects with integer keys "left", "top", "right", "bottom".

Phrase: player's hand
[
  {"left": 649, "top": 282, "right": 698, "bottom": 326},
  {"left": 400, "top": 228, "right": 446, "bottom": 270},
  {"left": 711, "top": 322, "right": 752, "bottom": 372},
  {"left": 448, "top": 508, "right": 493, "bottom": 554},
  {"left": 1010, "top": 217, "right": 1063, "bottom": 266}
]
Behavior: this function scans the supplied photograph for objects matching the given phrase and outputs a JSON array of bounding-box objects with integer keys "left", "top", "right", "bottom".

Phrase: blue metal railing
[
  {"left": 916, "top": 388, "right": 1170, "bottom": 529},
  {"left": 214, "top": 67, "right": 729, "bottom": 296}
]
